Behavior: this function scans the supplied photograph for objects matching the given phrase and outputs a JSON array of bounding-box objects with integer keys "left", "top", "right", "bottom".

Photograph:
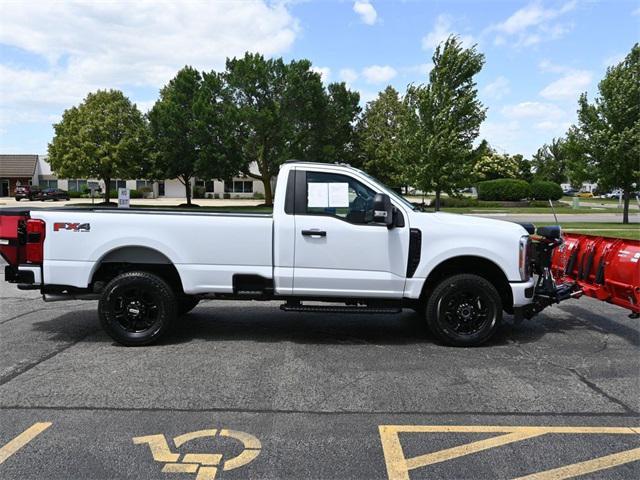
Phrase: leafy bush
[
  {"left": 213, "top": 193, "right": 219, "bottom": 199},
  {"left": 530, "top": 181, "right": 563, "bottom": 201},
  {"left": 193, "top": 186, "right": 205, "bottom": 199},
  {"left": 253, "top": 192, "right": 265, "bottom": 200},
  {"left": 68, "top": 191, "right": 83, "bottom": 198},
  {"left": 223, "top": 193, "right": 231, "bottom": 199},
  {"left": 477, "top": 179, "right": 531, "bottom": 201},
  {"left": 129, "top": 189, "right": 143, "bottom": 199},
  {"left": 437, "top": 197, "right": 479, "bottom": 207}
]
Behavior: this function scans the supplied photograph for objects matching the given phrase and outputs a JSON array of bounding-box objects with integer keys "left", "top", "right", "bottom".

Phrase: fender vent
[{"left": 406, "top": 228, "right": 422, "bottom": 278}]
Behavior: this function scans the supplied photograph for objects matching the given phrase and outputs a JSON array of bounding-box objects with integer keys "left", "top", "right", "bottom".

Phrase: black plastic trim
[
  {"left": 406, "top": 228, "right": 422, "bottom": 278},
  {"left": 284, "top": 169, "right": 296, "bottom": 214}
]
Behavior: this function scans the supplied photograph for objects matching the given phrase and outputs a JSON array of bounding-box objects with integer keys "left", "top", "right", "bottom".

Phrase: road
[{"left": 0, "top": 268, "right": 638, "bottom": 479}]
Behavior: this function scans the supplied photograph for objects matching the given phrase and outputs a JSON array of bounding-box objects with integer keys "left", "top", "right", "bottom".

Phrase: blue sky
[{"left": 0, "top": 0, "right": 638, "bottom": 157}]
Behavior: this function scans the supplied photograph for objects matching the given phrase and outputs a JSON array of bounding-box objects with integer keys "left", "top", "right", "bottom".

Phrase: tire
[
  {"left": 178, "top": 295, "right": 200, "bottom": 315},
  {"left": 98, "top": 271, "right": 177, "bottom": 346},
  {"left": 425, "top": 273, "right": 502, "bottom": 347}
]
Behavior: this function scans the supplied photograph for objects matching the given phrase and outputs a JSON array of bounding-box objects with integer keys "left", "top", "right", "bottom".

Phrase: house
[
  {"left": 0, "top": 154, "right": 39, "bottom": 197},
  {"left": 0, "top": 154, "right": 266, "bottom": 199}
]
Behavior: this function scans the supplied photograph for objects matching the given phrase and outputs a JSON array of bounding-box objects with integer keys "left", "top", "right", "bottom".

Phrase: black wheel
[
  {"left": 178, "top": 295, "right": 200, "bottom": 315},
  {"left": 425, "top": 273, "right": 502, "bottom": 347},
  {"left": 98, "top": 271, "right": 177, "bottom": 346}
]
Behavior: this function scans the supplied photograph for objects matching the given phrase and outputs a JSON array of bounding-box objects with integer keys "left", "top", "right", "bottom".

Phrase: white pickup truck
[{"left": 1, "top": 161, "right": 553, "bottom": 347}]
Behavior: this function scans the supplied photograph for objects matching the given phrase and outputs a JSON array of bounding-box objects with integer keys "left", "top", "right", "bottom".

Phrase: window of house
[
  {"left": 109, "top": 180, "right": 127, "bottom": 191},
  {"left": 195, "top": 179, "right": 214, "bottom": 192},
  {"left": 67, "top": 179, "right": 87, "bottom": 192},
  {"left": 136, "top": 180, "right": 153, "bottom": 190},
  {"left": 224, "top": 180, "right": 253, "bottom": 193},
  {"left": 40, "top": 179, "right": 58, "bottom": 189},
  {"left": 304, "top": 171, "right": 376, "bottom": 224}
]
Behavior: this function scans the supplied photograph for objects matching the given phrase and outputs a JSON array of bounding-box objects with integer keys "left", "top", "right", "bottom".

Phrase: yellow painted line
[
  {"left": 378, "top": 425, "right": 640, "bottom": 480},
  {"left": 514, "top": 446, "right": 640, "bottom": 480},
  {"left": 196, "top": 466, "right": 218, "bottom": 480},
  {"left": 0, "top": 422, "right": 52, "bottom": 465},
  {"left": 182, "top": 453, "right": 222, "bottom": 466},
  {"left": 162, "top": 462, "right": 199, "bottom": 473},
  {"left": 132, "top": 434, "right": 179, "bottom": 462}
]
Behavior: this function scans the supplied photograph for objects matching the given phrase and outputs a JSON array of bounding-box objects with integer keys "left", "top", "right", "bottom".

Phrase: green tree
[
  {"left": 572, "top": 44, "right": 639, "bottom": 223},
  {"left": 48, "top": 90, "right": 149, "bottom": 204},
  {"left": 513, "top": 154, "right": 534, "bottom": 183},
  {"left": 403, "top": 36, "right": 486, "bottom": 210},
  {"left": 225, "top": 53, "right": 328, "bottom": 206},
  {"left": 355, "top": 86, "right": 407, "bottom": 188},
  {"left": 322, "top": 82, "right": 361, "bottom": 165},
  {"left": 532, "top": 137, "right": 568, "bottom": 184}
]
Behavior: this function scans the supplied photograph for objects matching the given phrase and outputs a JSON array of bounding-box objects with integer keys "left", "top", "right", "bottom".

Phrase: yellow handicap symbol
[{"left": 133, "top": 428, "right": 261, "bottom": 480}]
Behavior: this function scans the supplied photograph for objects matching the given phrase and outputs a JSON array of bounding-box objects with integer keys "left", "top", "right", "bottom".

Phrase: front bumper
[{"left": 510, "top": 278, "right": 535, "bottom": 307}]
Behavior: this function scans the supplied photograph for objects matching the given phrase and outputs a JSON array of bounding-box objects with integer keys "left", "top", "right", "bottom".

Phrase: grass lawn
[{"left": 538, "top": 222, "right": 639, "bottom": 240}]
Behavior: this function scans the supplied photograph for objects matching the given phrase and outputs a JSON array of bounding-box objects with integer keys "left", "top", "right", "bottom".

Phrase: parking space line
[
  {"left": 378, "top": 425, "right": 640, "bottom": 480},
  {"left": 0, "top": 422, "right": 52, "bottom": 465},
  {"left": 514, "top": 447, "right": 640, "bottom": 480}
]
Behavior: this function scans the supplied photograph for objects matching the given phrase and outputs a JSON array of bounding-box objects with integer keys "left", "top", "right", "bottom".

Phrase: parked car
[
  {"left": 563, "top": 189, "right": 579, "bottom": 197},
  {"left": 577, "top": 191, "right": 593, "bottom": 198},
  {"left": 39, "top": 188, "right": 70, "bottom": 201},
  {"left": 1, "top": 161, "right": 570, "bottom": 348},
  {"left": 14, "top": 185, "right": 41, "bottom": 201},
  {"left": 604, "top": 190, "right": 622, "bottom": 199}
]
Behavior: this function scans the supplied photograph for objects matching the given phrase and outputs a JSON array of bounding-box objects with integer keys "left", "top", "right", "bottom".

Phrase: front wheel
[
  {"left": 98, "top": 271, "right": 177, "bottom": 346},
  {"left": 425, "top": 273, "right": 502, "bottom": 347}
]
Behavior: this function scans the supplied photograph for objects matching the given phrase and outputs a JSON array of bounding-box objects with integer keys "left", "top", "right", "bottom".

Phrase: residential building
[{"left": 0, "top": 154, "right": 266, "bottom": 199}]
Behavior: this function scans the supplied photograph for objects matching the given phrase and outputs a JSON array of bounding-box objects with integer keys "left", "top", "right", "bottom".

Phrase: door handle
[{"left": 301, "top": 229, "right": 326, "bottom": 237}]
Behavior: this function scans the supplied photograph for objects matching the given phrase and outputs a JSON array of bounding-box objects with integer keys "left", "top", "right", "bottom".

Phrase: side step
[{"left": 280, "top": 302, "right": 401, "bottom": 314}]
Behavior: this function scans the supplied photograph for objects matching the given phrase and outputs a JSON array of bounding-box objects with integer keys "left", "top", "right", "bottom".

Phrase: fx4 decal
[{"left": 53, "top": 222, "right": 90, "bottom": 232}]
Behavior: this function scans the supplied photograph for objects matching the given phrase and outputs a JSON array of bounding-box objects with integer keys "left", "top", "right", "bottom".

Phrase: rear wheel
[
  {"left": 98, "top": 271, "right": 177, "bottom": 346},
  {"left": 425, "top": 273, "right": 502, "bottom": 347}
]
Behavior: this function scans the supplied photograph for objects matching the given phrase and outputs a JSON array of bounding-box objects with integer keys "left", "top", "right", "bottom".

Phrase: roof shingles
[{"left": 0, "top": 155, "right": 38, "bottom": 177}]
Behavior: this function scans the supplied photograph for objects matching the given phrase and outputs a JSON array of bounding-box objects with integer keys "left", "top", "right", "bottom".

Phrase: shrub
[
  {"left": 213, "top": 193, "right": 219, "bottom": 199},
  {"left": 477, "top": 179, "right": 531, "bottom": 201},
  {"left": 437, "top": 197, "right": 479, "bottom": 207},
  {"left": 129, "top": 189, "right": 143, "bottom": 199},
  {"left": 193, "top": 186, "right": 205, "bottom": 199},
  {"left": 68, "top": 191, "right": 83, "bottom": 198},
  {"left": 223, "top": 193, "right": 231, "bottom": 199},
  {"left": 253, "top": 192, "right": 265, "bottom": 200},
  {"left": 530, "top": 181, "right": 563, "bottom": 201}
]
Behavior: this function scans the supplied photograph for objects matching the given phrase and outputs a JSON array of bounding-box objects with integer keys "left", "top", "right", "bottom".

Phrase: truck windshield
[{"left": 355, "top": 169, "right": 419, "bottom": 211}]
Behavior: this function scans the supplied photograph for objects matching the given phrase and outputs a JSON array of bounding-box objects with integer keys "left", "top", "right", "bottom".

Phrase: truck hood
[{"left": 421, "top": 212, "right": 529, "bottom": 236}]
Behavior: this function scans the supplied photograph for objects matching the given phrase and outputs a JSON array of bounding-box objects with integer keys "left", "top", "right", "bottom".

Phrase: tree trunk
[
  {"left": 623, "top": 188, "right": 630, "bottom": 224},
  {"left": 434, "top": 189, "right": 441, "bottom": 211},
  {"left": 262, "top": 175, "right": 273, "bottom": 207},
  {"left": 184, "top": 177, "right": 192, "bottom": 206},
  {"left": 103, "top": 176, "right": 111, "bottom": 203}
]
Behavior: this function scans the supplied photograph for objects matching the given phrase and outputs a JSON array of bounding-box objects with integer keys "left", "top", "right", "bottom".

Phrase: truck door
[{"left": 292, "top": 170, "right": 409, "bottom": 298}]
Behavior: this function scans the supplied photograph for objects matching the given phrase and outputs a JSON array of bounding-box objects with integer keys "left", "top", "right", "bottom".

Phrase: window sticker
[
  {"left": 329, "top": 183, "right": 349, "bottom": 207},
  {"left": 308, "top": 182, "right": 329, "bottom": 208}
]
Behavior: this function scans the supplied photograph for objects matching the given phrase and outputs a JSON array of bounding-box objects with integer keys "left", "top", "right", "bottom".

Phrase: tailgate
[{"left": 0, "top": 208, "right": 29, "bottom": 266}]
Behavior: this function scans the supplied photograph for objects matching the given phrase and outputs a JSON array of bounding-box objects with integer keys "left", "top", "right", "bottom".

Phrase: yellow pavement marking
[
  {"left": 162, "top": 462, "right": 199, "bottom": 473},
  {"left": 378, "top": 425, "right": 640, "bottom": 480},
  {"left": 132, "top": 434, "right": 180, "bottom": 462},
  {"left": 196, "top": 466, "right": 218, "bottom": 480},
  {"left": 0, "top": 422, "right": 52, "bottom": 465},
  {"left": 182, "top": 453, "right": 222, "bottom": 466},
  {"left": 514, "top": 447, "right": 640, "bottom": 480}
]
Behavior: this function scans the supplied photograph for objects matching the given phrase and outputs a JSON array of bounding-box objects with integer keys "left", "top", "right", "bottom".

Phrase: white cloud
[
  {"left": 633, "top": 7, "right": 640, "bottom": 16},
  {"left": 353, "top": 1, "right": 378, "bottom": 25},
  {"left": 422, "top": 14, "right": 474, "bottom": 51},
  {"left": 404, "top": 63, "right": 433, "bottom": 78},
  {"left": 501, "top": 101, "right": 566, "bottom": 120},
  {"left": 362, "top": 65, "right": 397, "bottom": 84},
  {"left": 0, "top": 0, "right": 299, "bottom": 128},
  {"left": 339, "top": 68, "right": 359, "bottom": 84},
  {"left": 539, "top": 70, "right": 592, "bottom": 99},
  {"left": 311, "top": 66, "right": 331, "bottom": 83},
  {"left": 487, "top": 1, "right": 576, "bottom": 47},
  {"left": 483, "top": 76, "right": 510, "bottom": 100}
]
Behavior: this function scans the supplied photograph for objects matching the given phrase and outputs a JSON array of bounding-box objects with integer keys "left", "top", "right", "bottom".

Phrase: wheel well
[
  {"left": 90, "top": 247, "right": 184, "bottom": 294},
  {"left": 420, "top": 256, "right": 514, "bottom": 313}
]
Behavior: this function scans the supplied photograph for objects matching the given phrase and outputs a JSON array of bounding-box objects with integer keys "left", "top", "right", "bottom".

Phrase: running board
[{"left": 280, "top": 303, "right": 401, "bottom": 314}]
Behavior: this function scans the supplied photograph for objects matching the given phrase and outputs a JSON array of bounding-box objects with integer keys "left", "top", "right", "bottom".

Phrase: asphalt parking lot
[{"left": 1, "top": 268, "right": 639, "bottom": 479}]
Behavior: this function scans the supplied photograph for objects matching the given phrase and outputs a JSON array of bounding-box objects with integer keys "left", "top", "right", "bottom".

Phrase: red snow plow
[
  {"left": 517, "top": 224, "right": 639, "bottom": 320},
  {"left": 551, "top": 232, "right": 640, "bottom": 316}
]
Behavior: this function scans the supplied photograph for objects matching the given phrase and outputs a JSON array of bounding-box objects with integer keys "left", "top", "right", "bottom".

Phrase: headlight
[{"left": 519, "top": 235, "right": 532, "bottom": 280}]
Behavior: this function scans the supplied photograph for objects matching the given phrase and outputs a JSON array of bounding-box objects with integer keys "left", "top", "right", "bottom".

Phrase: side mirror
[{"left": 373, "top": 193, "right": 393, "bottom": 227}]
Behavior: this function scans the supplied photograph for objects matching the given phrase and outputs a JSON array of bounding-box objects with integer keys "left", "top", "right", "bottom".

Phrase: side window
[{"left": 305, "top": 171, "right": 376, "bottom": 224}]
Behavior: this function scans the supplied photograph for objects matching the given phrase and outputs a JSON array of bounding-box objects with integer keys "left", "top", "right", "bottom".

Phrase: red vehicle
[{"left": 14, "top": 184, "right": 42, "bottom": 201}]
